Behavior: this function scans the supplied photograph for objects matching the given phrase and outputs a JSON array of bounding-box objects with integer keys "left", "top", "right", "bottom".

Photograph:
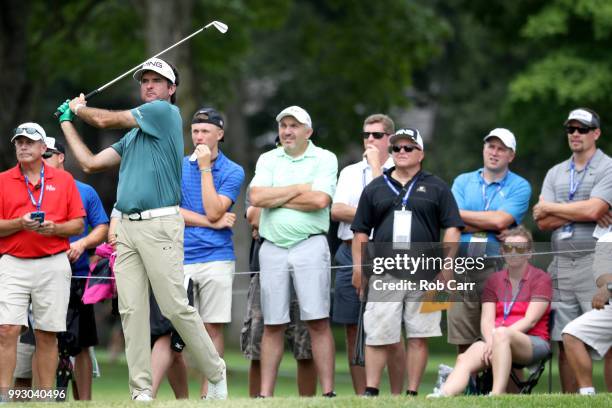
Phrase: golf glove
[{"left": 57, "top": 100, "right": 75, "bottom": 122}]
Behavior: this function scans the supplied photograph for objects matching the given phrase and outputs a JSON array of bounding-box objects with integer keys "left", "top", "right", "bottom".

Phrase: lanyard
[
  {"left": 568, "top": 157, "right": 592, "bottom": 201},
  {"left": 24, "top": 165, "right": 45, "bottom": 211},
  {"left": 383, "top": 173, "right": 419, "bottom": 210},
  {"left": 502, "top": 278, "right": 525, "bottom": 322},
  {"left": 481, "top": 182, "right": 503, "bottom": 211}
]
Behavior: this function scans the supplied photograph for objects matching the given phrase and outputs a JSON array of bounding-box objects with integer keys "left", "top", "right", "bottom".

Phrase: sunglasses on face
[
  {"left": 42, "top": 150, "right": 60, "bottom": 159},
  {"left": 390, "top": 145, "right": 418, "bottom": 153},
  {"left": 566, "top": 126, "right": 593, "bottom": 135},
  {"left": 362, "top": 131, "right": 388, "bottom": 140},
  {"left": 501, "top": 243, "right": 530, "bottom": 254}
]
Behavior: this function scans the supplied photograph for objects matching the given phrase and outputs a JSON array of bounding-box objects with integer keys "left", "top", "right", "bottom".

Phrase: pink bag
[{"left": 82, "top": 243, "right": 117, "bottom": 304}]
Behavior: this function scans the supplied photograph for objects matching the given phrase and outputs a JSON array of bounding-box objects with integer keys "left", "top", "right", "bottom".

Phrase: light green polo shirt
[
  {"left": 111, "top": 100, "right": 183, "bottom": 213},
  {"left": 251, "top": 141, "right": 338, "bottom": 248}
]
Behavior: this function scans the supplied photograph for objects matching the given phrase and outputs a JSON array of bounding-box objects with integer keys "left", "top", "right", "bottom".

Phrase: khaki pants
[{"left": 115, "top": 214, "right": 223, "bottom": 397}]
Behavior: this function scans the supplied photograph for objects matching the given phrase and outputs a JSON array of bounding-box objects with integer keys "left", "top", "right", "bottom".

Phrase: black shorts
[
  {"left": 58, "top": 279, "right": 99, "bottom": 356},
  {"left": 150, "top": 279, "right": 194, "bottom": 353}
]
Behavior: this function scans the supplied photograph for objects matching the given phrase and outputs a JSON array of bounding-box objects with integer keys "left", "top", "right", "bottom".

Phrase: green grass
[{"left": 22, "top": 345, "right": 607, "bottom": 406}]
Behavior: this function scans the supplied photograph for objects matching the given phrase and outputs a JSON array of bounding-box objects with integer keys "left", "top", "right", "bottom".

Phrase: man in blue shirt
[
  {"left": 449, "top": 128, "right": 531, "bottom": 353},
  {"left": 42, "top": 138, "right": 108, "bottom": 400},
  {"left": 180, "top": 107, "right": 244, "bottom": 398}
]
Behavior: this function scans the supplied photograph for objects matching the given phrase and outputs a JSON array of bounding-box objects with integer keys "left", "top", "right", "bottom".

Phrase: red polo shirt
[
  {"left": 481, "top": 264, "right": 552, "bottom": 340},
  {"left": 0, "top": 163, "right": 85, "bottom": 258}
]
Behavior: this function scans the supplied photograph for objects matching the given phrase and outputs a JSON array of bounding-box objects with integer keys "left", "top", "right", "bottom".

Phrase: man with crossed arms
[
  {"left": 533, "top": 108, "right": 612, "bottom": 392},
  {"left": 250, "top": 106, "right": 338, "bottom": 397}
]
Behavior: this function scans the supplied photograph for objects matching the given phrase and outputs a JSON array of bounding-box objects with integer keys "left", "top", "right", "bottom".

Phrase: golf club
[{"left": 54, "top": 20, "right": 228, "bottom": 117}]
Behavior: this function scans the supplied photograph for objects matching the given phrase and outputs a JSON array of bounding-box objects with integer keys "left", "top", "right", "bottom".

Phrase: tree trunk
[{"left": 143, "top": 0, "right": 196, "bottom": 152}]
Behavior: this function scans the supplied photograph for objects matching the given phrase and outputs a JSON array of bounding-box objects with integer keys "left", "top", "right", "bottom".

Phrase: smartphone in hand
[{"left": 31, "top": 211, "right": 45, "bottom": 224}]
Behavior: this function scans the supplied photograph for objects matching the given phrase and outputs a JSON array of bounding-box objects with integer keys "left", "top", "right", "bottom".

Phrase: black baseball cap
[{"left": 192, "top": 107, "right": 224, "bottom": 129}]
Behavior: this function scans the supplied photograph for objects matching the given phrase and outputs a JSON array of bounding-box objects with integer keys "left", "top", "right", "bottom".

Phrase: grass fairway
[
  {"left": 12, "top": 394, "right": 612, "bottom": 407},
  {"left": 13, "top": 348, "right": 610, "bottom": 406}
]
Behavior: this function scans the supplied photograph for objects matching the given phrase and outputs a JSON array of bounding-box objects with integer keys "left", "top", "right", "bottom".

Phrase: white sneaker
[
  {"left": 426, "top": 388, "right": 446, "bottom": 399},
  {"left": 206, "top": 359, "right": 228, "bottom": 400},
  {"left": 133, "top": 394, "right": 153, "bottom": 402}
]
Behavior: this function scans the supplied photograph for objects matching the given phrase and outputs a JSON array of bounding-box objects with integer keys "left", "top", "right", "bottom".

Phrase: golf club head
[{"left": 205, "top": 20, "right": 228, "bottom": 34}]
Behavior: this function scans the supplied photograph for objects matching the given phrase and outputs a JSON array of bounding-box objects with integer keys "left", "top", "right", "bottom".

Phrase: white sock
[{"left": 578, "top": 387, "right": 595, "bottom": 395}]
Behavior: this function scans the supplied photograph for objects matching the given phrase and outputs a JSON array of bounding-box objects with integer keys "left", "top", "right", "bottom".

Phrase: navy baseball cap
[{"left": 192, "top": 107, "right": 224, "bottom": 129}]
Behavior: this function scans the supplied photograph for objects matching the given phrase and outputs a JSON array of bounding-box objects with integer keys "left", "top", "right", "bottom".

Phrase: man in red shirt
[{"left": 0, "top": 122, "right": 85, "bottom": 399}]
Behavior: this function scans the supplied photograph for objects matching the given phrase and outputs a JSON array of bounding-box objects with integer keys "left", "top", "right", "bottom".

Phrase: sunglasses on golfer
[
  {"left": 390, "top": 145, "right": 418, "bottom": 153},
  {"left": 565, "top": 126, "right": 593, "bottom": 135},
  {"left": 362, "top": 131, "right": 388, "bottom": 140},
  {"left": 501, "top": 243, "right": 530, "bottom": 254}
]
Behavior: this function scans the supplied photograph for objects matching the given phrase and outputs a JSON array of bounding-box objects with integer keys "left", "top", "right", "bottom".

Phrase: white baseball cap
[
  {"left": 390, "top": 128, "right": 424, "bottom": 151},
  {"left": 133, "top": 57, "right": 176, "bottom": 84},
  {"left": 276, "top": 106, "right": 312, "bottom": 128},
  {"left": 484, "top": 128, "right": 516, "bottom": 152},
  {"left": 11, "top": 122, "right": 47, "bottom": 144}
]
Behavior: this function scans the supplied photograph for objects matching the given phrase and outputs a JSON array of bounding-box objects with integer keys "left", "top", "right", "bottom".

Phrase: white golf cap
[
  {"left": 45, "top": 137, "right": 57, "bottom": 150},
  {"left": 276, "top": 106, "right": 312, "bottom": 128},
  {"left": 484, "top": 128, "right": 516, "bottom": 152},
  {"left": 12, "top": 122, "right": 46, "bottom": 143},
  {"left": 390, "top": 128, "right": 424, "bottom": 151},
  {"left": 133, "top": 57, "right": 176, "bottom": 84}
]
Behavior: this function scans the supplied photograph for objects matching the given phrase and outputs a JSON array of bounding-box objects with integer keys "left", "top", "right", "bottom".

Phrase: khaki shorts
[
  {"left": 562, "top": 304, "right": 612, "bottom": 359},
  {"left": 0, "top": 253, "right": 71, "bottom": 332},
  {"left": 364, "top": 300, "right": 442, "bottom": 345},
  {"left": 185, "top": 261, "right": 234, "bottom": 323},
  {"left": 447, "top": 301, "right": 482, "bottom": 345}
]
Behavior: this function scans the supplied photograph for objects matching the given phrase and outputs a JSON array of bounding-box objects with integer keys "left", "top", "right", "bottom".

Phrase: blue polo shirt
[
  {"left": 70, "top": 181, "right": 109, "bottom": 276},
  {"left": 452, "top": 169, "right": 531, "bottom": 250},
  {"left": 181, "top": 151, "right": 245, "bottom": 264}
]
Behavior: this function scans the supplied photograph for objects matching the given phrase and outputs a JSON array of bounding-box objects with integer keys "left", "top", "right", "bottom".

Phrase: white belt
[{"left": 123, "top": 206, "right": 179, "bottom": 221}]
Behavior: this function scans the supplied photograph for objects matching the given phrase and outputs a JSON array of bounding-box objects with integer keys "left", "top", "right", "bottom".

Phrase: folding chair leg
[{"left": 548, "top": 346, "right": 553, "bottom": 393}]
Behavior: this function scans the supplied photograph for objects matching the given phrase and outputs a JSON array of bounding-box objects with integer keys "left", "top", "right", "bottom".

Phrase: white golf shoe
[{"left": 206, "top": 359, "right": 228, "bottom": 400}]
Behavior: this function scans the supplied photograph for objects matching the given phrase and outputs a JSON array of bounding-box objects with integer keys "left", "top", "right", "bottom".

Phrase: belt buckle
[{"left": 128, "top": 212, "right": 142, "bottom": 221}]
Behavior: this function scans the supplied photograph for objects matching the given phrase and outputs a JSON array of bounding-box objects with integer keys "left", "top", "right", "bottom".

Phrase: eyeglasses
[
  {"left": 362, "top": 131, "right": 388, "bottom": 140},
  {"left": 391, "top": 145, "right": 418, "bottom": 153},
  {"left": 566, "top": 126, "right": 593, "bottom": 135},
  {"left": 14, "top": 127, "right": 42, "bottom": 138},
  {"left": 501, "top": 243, "right": 530, "bottom": 254}
]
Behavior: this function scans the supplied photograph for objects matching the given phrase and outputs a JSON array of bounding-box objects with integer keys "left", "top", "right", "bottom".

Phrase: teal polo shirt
[
  {"left": 111, "top": 100, "right": 183, "bottom": 213},
  {"left": 251, "top": 141, "right": 338, "bottom": 248}
]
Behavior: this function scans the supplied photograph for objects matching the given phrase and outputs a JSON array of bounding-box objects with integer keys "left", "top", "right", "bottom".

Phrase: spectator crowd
[{"left": 0, "top": 58, "right": 611, "bottom": 401}]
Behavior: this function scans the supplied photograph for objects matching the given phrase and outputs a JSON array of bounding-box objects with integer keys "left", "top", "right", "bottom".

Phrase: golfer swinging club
[{"left": 55, "top": 57, "right": 227, "bottom": 401}]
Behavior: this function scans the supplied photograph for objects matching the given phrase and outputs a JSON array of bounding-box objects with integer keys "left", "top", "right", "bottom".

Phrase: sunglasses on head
[
  {"left": 14, "top": 127, "right": 41, "bottom": 137},
  {"left": 565, "top": 126, "right": 593, "bottom": 135},
  {"left": 390, "top": 145, "right": 418, "bottom": 153},
  {"left": 501, "top": 243, "right": 530, "bottom": 254},
  {"left": 362, "top": 131, "right": 388, "bottom": 140}
]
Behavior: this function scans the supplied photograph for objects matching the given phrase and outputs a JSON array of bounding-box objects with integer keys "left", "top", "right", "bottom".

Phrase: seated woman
[{"left": 432, "top": 226, "right": 552, "bottom": 396}]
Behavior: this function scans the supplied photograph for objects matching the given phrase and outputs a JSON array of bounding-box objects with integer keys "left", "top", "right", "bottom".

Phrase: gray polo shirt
[{"left": 541, "top": 148, "right": 612, "bottom": 259}]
